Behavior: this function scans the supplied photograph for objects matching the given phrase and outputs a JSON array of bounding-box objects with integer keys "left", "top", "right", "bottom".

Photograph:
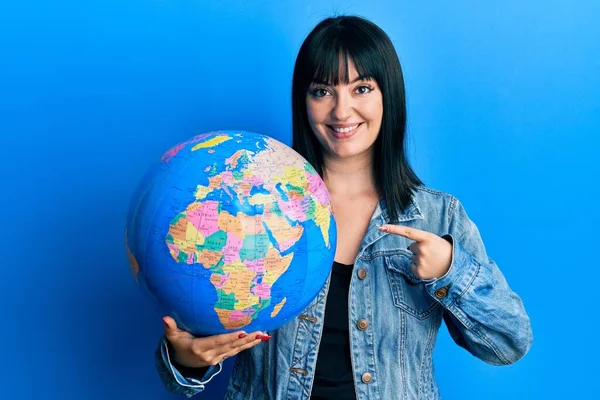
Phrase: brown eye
[
  {"left": 355, "top": 85, "right": 373, "bottom": 95},
  {"left": 310, "top": 88, "right": 330, "bottom": 98}
]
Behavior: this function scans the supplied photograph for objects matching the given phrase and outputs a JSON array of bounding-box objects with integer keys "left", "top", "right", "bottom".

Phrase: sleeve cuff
[
  {"left": 160, "top": 336, "right": 223, "bottom": 388},
  {"left": 424, "top": 234, "right": 480, "bottom": 307}
]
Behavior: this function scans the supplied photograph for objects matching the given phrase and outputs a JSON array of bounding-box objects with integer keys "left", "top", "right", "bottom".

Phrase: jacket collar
[
  {"left": 371, "top": 194, "right": 424, "bottom": 224},
  {"left": 358, "top": 195, "right": 424, "bottom": 258}
]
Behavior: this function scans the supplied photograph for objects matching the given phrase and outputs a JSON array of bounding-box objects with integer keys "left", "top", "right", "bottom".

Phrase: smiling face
[
  {"left": 292, "top": 16, "right": 419, "bottom": 222},
  {"left": 305, "top": 60, "right": 384, "bottom": 160}
]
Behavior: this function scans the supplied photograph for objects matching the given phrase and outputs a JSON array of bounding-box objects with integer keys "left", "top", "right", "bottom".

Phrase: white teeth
[{"left": 331, "top": 124, "right": 359, "bottom": 133}]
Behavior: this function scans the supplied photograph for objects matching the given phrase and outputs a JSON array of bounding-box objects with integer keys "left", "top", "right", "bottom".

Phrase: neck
[{"left": 323, "top": 151, "right": 377, "bottom": 197}]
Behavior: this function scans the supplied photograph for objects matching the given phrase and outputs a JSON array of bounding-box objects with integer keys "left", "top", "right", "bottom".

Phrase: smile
[{"left": 327, "top": 123, "right": 362, "bottom": 138}]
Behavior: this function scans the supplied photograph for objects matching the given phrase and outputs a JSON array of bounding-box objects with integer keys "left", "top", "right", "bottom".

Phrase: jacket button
[
  {"left": 361, "top": 372, "right": 373, "bottom": 384},
  {"left": 434, "top": 287, "right": 448, "bottom": 299},
  {"left": 357, "top": 269, "right": 367, "bottom": 279},
  {"left": 357, "top": 319, "right": 369, "bottom": 330}
]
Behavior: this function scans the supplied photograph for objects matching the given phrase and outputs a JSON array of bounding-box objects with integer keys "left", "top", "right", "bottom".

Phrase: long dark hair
[{"left": 291, "top": 15, "right": 423, "bottom": 222}]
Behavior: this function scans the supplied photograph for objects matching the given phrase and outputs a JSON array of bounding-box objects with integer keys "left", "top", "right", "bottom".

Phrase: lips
[{"left": 327, "top": 123, "right": 362, "bottom": 138}]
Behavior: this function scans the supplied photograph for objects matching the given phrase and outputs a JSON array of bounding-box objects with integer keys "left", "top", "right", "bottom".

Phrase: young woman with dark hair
[{"left": 156, "top": 16, "right": 532, "bottom": 399}]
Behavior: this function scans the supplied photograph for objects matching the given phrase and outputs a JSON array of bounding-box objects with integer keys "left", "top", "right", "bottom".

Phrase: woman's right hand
[{"left": 162, "top": 316, "right": 270, "bottom": 368}]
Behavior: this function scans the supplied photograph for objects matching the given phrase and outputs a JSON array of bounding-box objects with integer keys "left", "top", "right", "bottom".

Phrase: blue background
[{"left": 1, "top": 1, "right": 598, "bottom": 399}]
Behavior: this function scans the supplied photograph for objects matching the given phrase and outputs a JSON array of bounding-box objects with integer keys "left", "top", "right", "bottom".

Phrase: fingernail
[
  {"left": 162, "top": 317, "right": 169, "bottom": 328},
  {"left": 238, "top": 333, "right": 247, "bottom": 339},
  {"left": 255, "top": 334, "right": 264, "bottom": 340},
  {"left": 260, "top": 335, "right": 272, "bottom": 342},
  {"left": 378, "top": 225, "right": 388, "bottom": 232}
]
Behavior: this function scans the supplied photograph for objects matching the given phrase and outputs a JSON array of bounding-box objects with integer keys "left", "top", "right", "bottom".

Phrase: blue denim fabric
[{"left": 155, "top": 186, "right": 533, "bottom": 399}]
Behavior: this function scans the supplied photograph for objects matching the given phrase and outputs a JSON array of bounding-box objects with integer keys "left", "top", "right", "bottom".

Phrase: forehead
[{"left": 311, "top": 53, "right": 370, "bottom": 85}]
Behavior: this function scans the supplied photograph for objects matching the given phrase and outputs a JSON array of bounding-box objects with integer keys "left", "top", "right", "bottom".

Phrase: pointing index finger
[{"left": 378, "top": 224, "right": 430, "bottom": 242}]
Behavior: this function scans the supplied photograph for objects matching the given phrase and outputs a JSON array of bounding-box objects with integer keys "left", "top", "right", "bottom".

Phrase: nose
[{"left": 331, "top": 91, "right": 352, "bottom": 121}]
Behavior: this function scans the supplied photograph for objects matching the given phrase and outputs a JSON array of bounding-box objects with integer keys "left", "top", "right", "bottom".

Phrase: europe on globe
[{"left": 125, "top": 131, "right": 337, "bottom": 336}]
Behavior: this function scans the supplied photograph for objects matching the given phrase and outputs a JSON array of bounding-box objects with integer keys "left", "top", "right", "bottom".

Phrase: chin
[{"left": 329, "top": 145, "right": 371, "bottom": 159}]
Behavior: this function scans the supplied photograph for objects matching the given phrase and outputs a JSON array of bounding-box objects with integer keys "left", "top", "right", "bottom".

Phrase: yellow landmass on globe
[
  {"left": 194, "top": 185, "right": 210, "bottom": 200},
  {"left": 191, "top": 135, "right": 232, "bottom": 151},
  {"left": 247, "top": 193, "right": 274, "bottom": 206},
  {"left": 280, "top": 166, "right": 307, "bottom": 189},
  {"left": 312, "top": 200, "right": 332, "bottom": 248},
  {"left": 268, "top": 165, "right": 332, "bottom": 248}
]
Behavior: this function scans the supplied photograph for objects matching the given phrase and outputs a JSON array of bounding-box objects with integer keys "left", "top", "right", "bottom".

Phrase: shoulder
[
  {"left": 412, "top": 185, "right": 459, "bottom": 207},
  {"left": 411, "top": 185, "right": 461, "bottom": 223}
]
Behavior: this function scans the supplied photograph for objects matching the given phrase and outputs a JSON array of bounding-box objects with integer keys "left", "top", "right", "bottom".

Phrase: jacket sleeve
[
  {"left": 424, "top": 196, "right": 533, "bottom": 365},
  {"left": 155, "top": 336, "right": 224, "bottom": 397}
]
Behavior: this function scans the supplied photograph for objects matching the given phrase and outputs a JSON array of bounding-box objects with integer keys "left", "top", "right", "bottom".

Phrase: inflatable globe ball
[{"left": 125, "top": 131, "right": 337, "bottom": 336}]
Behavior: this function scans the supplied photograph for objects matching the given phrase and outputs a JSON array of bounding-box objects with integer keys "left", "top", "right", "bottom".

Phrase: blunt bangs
[{"left": 298, "top": 22, "right": 383, "bottom": 88}]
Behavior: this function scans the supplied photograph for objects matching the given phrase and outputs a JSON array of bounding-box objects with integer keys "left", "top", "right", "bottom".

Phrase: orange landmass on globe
[
  {"left": 239, "top": 213, "right": 267, "bottom": 236},
  {"left": 198, "top": 249, "right": 223, "bottom": 269},
  {"left": 218, "top": 211, "right": 243, "bottom": 238},
  {"left": 262, "top": 247, "right": 293, "bottom": 286},
  {"left": 271, "top": 297, "right": 287, "bottom": 318},
  {"left": 215, "top": 309, "right": 252, "bottom": 330},
  {"left": 261, "top": 211, "right": 303, "bottom": 252}
]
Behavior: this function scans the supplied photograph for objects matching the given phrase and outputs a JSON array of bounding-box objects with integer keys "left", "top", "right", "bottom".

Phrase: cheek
[
  {"left": 306, "top": 99, "right": 330, "bottom": 124},
  {"left": 305, "top": 102, "right": 325, "bottom": 139},
  {"left": 306, "top": 103, "right": 318, "bottom": 124},
  {"left": 366, "top": 99, "right": 384, "bottom": 125}
]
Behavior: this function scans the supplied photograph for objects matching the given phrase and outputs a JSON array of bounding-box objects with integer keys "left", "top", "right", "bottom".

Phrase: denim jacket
[{"left": 155, "top": 186, "right": 533, "bottom": 399}]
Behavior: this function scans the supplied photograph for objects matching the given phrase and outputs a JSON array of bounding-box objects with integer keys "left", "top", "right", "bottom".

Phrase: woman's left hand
[{"left": 379, "top": 224, "right": 453, "bottom": 280}]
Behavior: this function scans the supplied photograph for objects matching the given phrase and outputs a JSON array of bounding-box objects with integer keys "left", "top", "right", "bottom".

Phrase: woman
[{"left": 156, "top": 15, "right": 533, "bottom": 399}]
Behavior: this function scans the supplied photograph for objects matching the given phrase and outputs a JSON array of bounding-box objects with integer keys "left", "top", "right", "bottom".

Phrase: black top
[{"left": 310, "top": 261, "right": 356, "bottom": 400}]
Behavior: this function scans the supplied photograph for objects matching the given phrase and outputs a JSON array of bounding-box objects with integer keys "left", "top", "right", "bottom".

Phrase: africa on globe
[{"left": 125, "top": 131, "right": 337, "bottom": 336}]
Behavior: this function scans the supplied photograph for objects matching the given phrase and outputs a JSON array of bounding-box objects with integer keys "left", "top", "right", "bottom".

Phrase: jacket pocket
[
  {"left": 384, "top": 252, "right": 440, "bottom": 319},
  {"left": 228, "top": 354, "right": 249, "bottom": 395}
]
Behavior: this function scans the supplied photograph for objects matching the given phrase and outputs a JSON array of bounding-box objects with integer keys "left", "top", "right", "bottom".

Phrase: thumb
[{"left": 162, "top": 316, "right": 181, "bottom": 338}]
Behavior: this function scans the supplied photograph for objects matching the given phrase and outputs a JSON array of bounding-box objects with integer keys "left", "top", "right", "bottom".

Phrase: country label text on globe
[{"left": 125, "top": 131, "right": 337, "bottom": 336}]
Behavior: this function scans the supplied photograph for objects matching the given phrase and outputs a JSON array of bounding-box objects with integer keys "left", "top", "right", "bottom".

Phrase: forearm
[
  {"left": 155, "top": 336, "right": 223, "bottom": 397},
  {"left": 425, "top": 237, "right": 533, "bottom": 365}
]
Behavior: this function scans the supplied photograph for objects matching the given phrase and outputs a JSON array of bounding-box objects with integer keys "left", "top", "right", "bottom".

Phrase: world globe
[{"left": 125, "top": 130, "right": 337, "bottom": 336}]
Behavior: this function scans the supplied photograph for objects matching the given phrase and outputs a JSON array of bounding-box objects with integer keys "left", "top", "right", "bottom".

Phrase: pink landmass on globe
[
  {"left": 246, "top": 258, "right": 266, "bottom": 274},
  {"left": 222, "top": 233, "right": 244, "bottom": 264},
  {"left": 251, "top": 282, "right": 271, "bottom": 298}
]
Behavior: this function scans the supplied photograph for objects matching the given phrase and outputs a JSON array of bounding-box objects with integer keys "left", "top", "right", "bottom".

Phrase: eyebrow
[{"left": 311, "top": 76, "right": 371, "bottom": 85}]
